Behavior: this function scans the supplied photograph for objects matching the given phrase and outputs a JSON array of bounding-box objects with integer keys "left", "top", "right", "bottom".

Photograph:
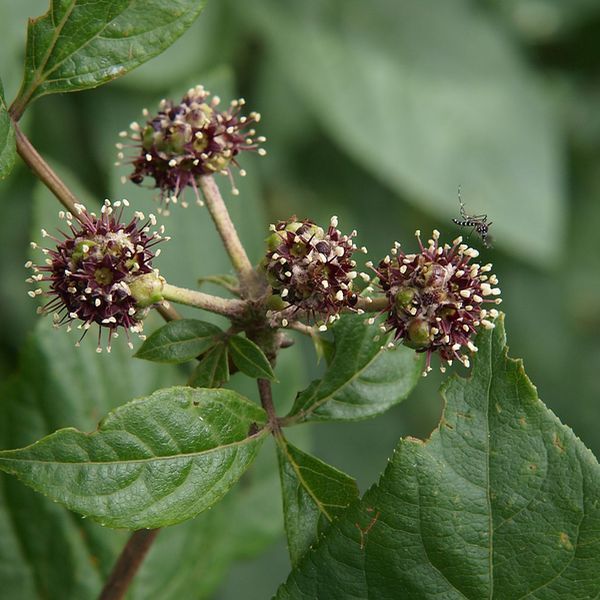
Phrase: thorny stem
[
  {"left": 257, "top": 378, "right": 280, "bottom": 433},
  {"left": 198, "top": 175, "right": 260, "bottom": 295},
  {"left": 97, "top": 529, "right": 160, "bottom": 600},
  {"left": 162, "top": 283, "right": 245, "bottom": 317},
  {"left": 13, "top": 122, "right": 80, "bottom": 216}
]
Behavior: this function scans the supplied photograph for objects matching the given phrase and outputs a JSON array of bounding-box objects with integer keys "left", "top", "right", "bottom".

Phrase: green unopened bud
[
  {"left": 129, "top": 272, "right": 164, "bottom": 308},
  {"left": 395, "top": 287, "right": 416, "bottom": 311},
  {"left": 71, "top": 239, "right": 96, "bottom": 265},
  {"left": 169, "top": 129, "right": 187, "bottom": 154},
  {"left": 205, "top": 153, "right": 231, "bottom": 172},
  {"left": 266, "top": 294, "right": 286, "bottom": 311},
  {"left": 405, "top": 318, "right": 430, "bottom": 349},
  {"left": 190, "top": 104, "right": 212, "bottom": 128},
  {"left": 266, "top": 232, "right": 282, "bottom": 252},
  {"left": 142, "top": 126, "right": 156, "bottom": 151}
]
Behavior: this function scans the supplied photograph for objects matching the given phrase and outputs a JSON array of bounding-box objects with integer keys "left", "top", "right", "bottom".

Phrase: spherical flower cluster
[
  {"left": 117, "top": 84, "right": 266, "bottom": 212},
  {"left": 371, "top": 230, "right": 501, "bottom": 374},
  {"left": 27, "top": 200, "right": 166, "bottom": 352},
  {"left": 264, "top": 216, "right": 365, "bottom": 328}
]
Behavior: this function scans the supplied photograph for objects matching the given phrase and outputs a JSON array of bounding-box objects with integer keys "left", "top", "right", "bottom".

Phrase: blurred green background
[{"left": 1, "top": 0, "right": 599, "bottom": 598}]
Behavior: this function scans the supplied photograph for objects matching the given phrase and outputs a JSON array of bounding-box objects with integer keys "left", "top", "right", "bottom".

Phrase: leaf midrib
[
  {"left": 138, "top": 334, "right": 216, "bottom": 356},
  {"left": 484, "top": 332, "right": 494, "bottom": 599},
  {"left": 39, "top": 1, "right": 132, "bottom": 81},
  {"left": 295, "top": 332, "right": 387, "bottom": 419},
  {"left": 0, "top": 429, "right": 267, "bottom": 469},
  {"left": 279, "top": 439, "right": 334, "bottom": 522},
  {"left": 20, "top": 0, "right": 79, "bottom": 105}
]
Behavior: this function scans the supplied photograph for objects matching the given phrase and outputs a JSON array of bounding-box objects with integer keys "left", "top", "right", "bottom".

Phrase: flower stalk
[
  {"left": 161, "top": 282, "right": 245, "bottom": 317},
  {"left": 198, "top": 175, "right": 261, "bottom": 295}
]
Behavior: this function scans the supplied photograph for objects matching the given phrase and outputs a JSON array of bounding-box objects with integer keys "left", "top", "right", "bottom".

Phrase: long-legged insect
[{"left": 452, "top": 185, "right": 493, "bottom": 248}]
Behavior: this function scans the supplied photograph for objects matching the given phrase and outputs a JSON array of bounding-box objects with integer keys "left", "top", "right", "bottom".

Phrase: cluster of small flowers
[
  {"left": 116, "top": 85, "right": 266, "bottom": 212},
  {"left": 27, "top": 200, "right": 166, "bottom": 352},
  {"left": 369, "top": 229, "right": 501, "bottom": 374},
  {"left": 27, "top": 84, "right": 501, "bottom": 372},
  {"left": 263, "top": 216, "right": 368, "bottom": 329}
]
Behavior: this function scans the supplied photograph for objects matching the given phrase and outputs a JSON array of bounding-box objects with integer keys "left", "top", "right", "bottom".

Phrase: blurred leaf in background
[{"left": 1, "top": 0, "right": 600, "bottom": 598}]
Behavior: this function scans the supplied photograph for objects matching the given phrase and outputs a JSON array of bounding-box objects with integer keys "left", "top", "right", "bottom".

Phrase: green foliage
[
  {"left": 255, "top": 0, "right": 565, "bottom": 267},
  {"left": 133, "top": 440, "right": 282, "bottom": 600},
  {"left": 0, "top": 386, "right": 267, "bottom": 529},
  {"left": 0, "top": 78, "right": 15, "bottom": 179},
  {"left": 228, "top": 334, "right": 277, "bottom": 381},
  {"left": 276, "top": 316, "right": 600, "bottom": 598},
  {"left": 276, "top": 435, "right": 358, "bottom": 566},
  {"left": 135, "top": 318, "right": 222, "bottom": 364},
  {"left": 0, "top": 318, "right": 176, "bottom": 598},
  {"left": 288, "top": 314, "right": 423, "bottom": 422},
  {"left": 190, "top": 341, "right": 230, "bottom": 388},
  {"left": 0, "top": 319, "right": 280, "bottom": 600},
  {"left": 13, "top": 0, "right": 207, "bottom": 111},
  {"left": 1, "top": 0, "right": 600, "bottom": 597}
]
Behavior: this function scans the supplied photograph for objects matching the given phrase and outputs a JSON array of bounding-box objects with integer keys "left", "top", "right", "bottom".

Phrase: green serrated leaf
[
  {"left": 287, "top": 314, "right": 422, "bottom": 423},
  {"left": 12, "top": 0, "right": 207, "bottom": 113},
  {"left": 228, "top": 335, "right": 277, "bottom": 381},
  {"left": 0, "top": 316, "right": 179, "bottom": 599},
  {"left": 134, "top": 439, "right": 282, "bottom": 600},
  {"left": 256, "top": 0, "right": 565, "bottom": 267},
  {"left": 0, "top": 77, "right": 15, "bottom": 179},
  {"left": 276, "top": 315, "right": 600, "bottom": 598},
  {"left": 190, "top": 342, "right": 230, "bottom": 388},
  {"left": 276, "top": 435, "right": 358, "bottom": 566},
  {"left": 0, "top": 316, "right": 279, "bottom": 599},
  {"left": 135, "top": 319, "right": 223, "bottom": 364},
  {"left": 0, "top": 386, "right": 267, "bottom": 529}
]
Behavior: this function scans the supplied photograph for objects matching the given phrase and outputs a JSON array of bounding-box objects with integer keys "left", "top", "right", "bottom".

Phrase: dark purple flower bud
[
  {"left": 371, "top": 229, "right": 501, "bottom": 374},
  {"left": 264, "top": 216, "right": 362, "bottom": 328},
  {"left": 27, "top": 200, "right": 166, "bottom": 352},
  {"left": 116, "top": 85, "right": 266, "bottom": 213}
]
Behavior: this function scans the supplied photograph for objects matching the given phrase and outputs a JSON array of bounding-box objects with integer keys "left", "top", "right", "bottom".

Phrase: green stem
[
  {"left": 161, "top": 282, "right": 245, "bottom": 318},
  {"left": 198, "top": 175, "right": 259, "bottom": 294}
]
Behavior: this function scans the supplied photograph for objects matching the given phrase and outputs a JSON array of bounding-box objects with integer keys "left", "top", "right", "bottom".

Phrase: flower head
[
  {"left": 27, "top": 200, "right": 166, "bottom": 352},
  {"left": 117, "top": 85, "right": 265, "bottom": 212},
  {"left": 372, "top": 230, "right": 501, "bottom": 374},
  {"left": 264, "top": 216, "right": 362, "bottom": 327}
]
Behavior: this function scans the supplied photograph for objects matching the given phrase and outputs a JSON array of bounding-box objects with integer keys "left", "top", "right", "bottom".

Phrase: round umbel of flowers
[
  {"left": 370, "top": 229, "right": 501, "bottom": 374},
  {"left": 26, "top": 200, "right": 166, "bottom": 352},
  {"left": 263, "top": 216, "right": 365, "bottom": 328},
  {"left": 116, "top": 84, "right": 266, "bottom": 212}
]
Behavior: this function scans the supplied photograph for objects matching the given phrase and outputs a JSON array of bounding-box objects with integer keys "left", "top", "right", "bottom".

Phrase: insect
[{"left": 452, "top": 186, "right": 493, "bottom": 248}]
